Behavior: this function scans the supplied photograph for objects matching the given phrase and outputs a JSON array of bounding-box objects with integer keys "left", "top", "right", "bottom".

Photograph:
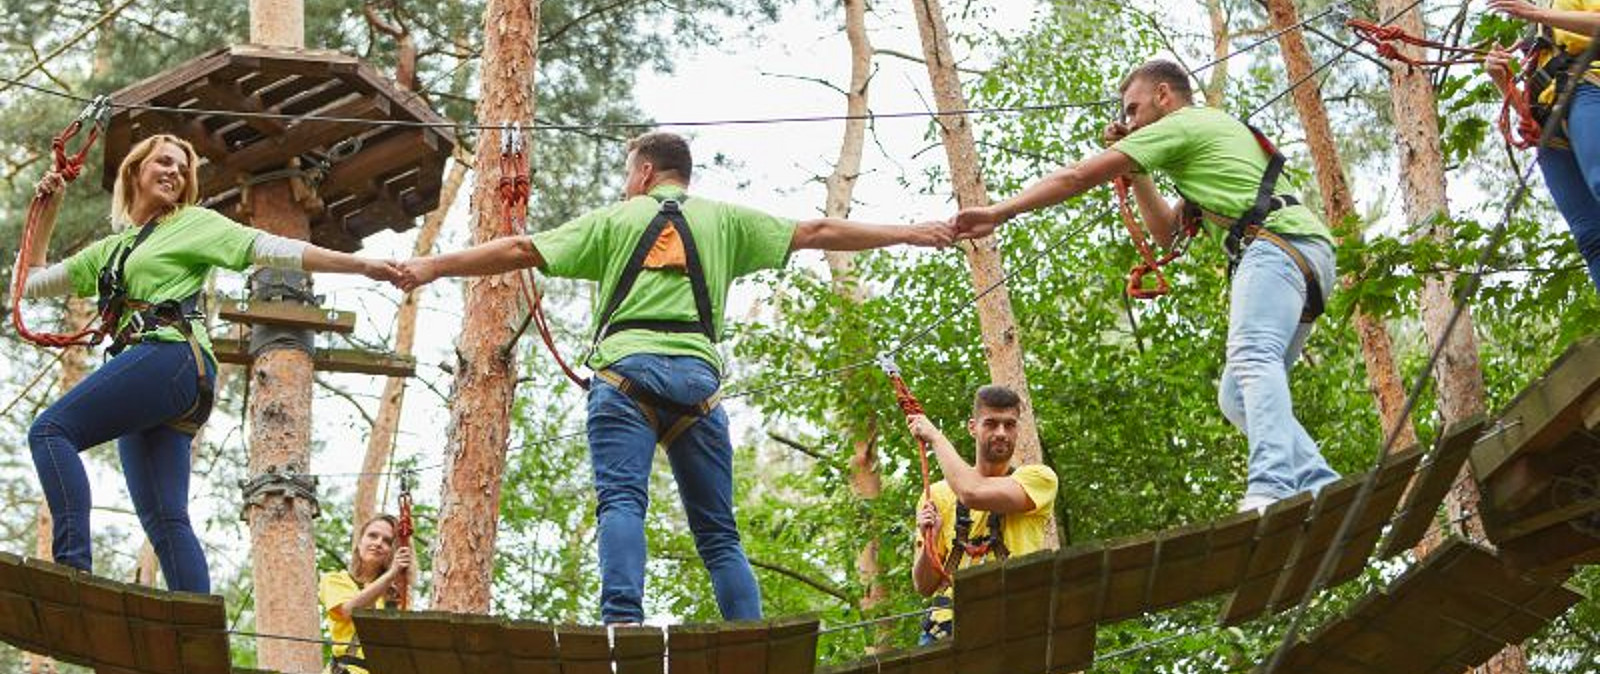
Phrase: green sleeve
[
  {"left": 1111, "top": 114, "right": 1193, "bottom": 175},
  {"left": 189, "top": 208, "right": 260, "bottom": 272},
  {"left": 63, "top": 236, "right": 118, "bottom": 298},
  {"left": 723, "top": 204, "right": 796, "bottom": 277},
  {"left": 1013, "top": 465, "right": 1059, "bottom": 516},
  {"left": 530, "top": 206, "right": 613, "bottom": 281}
]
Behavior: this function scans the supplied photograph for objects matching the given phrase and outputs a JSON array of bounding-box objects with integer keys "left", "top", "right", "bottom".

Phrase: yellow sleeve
[
  {"left": 319, "top": 571, "right": 358, "bottom": 621},
  {"left": 1013, "top": 465, "right": 1059, "bottom": 516}
]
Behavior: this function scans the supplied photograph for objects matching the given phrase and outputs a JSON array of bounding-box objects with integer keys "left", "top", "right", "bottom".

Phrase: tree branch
[
  {"left": 873, "top": 47, "right": 986, "bottom": 75},
  {"left": 768, "top": 432, "right": 827, "bottom": 461}
]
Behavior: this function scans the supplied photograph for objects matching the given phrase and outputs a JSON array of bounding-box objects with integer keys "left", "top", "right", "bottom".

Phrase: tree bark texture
[
  {"left": 907, "top": 0, "right": 1056, "bottom": 550},
  {"left": 250, "top": 0, "right": 304, "bottom": 47},
  {"left": 243, "top": 179, "right": 320, "bottom": 673},
  {"left": 429, "top": 0, "right": 540, "bottom": 615},
  {"left": 1204, "top": 0, "right": 1230, "bottom": 107},
  {"left": 1372, "top": 1, "right": 1522, "bottom": 671},
  {"left": 1261, "top": 0, "right": 1417, "bottom": 451},
  {"left": 353, "top": 159, "right": 467, "bottom": 544}
]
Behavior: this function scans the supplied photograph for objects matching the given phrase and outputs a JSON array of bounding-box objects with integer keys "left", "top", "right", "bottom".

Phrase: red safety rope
[
  {"left": 1345, "top": 19, "right": 1543, "bottom": 150},
  {"left": 498, "top": 125, "right": 588, "bottom": 388},
  {"left": 878, "top": 355, "right": 951, "bottom": 586},
  {"left": 10, "top": 97, "right": 116, "bottom": 348},
  {"left": 1113, "top": 176, "right": 1194, "bottom": 300},
  {"left": 392, "top": 472, "right": 414, "bottom": 611}
]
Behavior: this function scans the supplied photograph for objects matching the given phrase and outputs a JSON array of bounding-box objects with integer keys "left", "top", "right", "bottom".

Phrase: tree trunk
[
  {"left": 352, "top": 159, "right": 467, "bottom": 542},
  {"left": 430, "top": 0, "right": 540, "bottom": 614},
  {"left": 824, "top": 0, "right": 888, "bottom": 651},
  {"left": 249, "top": 0, "right": 303, "bottom": 47},
  {"left": 1261, "top": 0, "right": 1417, "bottom": 450},
  {"left": 908, "top": 0, "right": 1056, "bottom": 549},
  {"left": 1204, "top": 0, "right": 1230, "bottom": 107},
  {"left": 1372, "top": 1, "right": 1522, "bottom": 671}
]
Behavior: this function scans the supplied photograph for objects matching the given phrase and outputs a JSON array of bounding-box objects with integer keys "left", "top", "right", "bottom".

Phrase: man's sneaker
[{"left": 1238, "top": 493, "right": 1277, "bottom": 513}]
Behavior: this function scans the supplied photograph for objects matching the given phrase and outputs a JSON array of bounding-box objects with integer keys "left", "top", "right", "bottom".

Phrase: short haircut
[
  {"left": 626, "top": 131, "right": 693, "bottom": 180},
  {"left": 972, "top": 384, "right": 1022, "bottom": 417},
  {"left": 1119, "top": 59, "right": 1193, "bottom": 102}
]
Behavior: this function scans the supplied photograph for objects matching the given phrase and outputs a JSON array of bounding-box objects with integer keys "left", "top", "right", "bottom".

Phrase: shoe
[{"left": 1238, "top": 493, "right": 1277, "bottom": 513}]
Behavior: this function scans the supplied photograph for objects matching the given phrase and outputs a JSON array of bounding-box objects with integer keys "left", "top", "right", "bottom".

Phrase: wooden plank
[
  {"left": 1267, "top": 474, "right": 1371, "bottom": 612},
  {"left": 1470, "top": 337, "right": 1600, "bottom": 480},
  {"left": 765, "top": 616, "right": 819, "bottom": 674},
  {"left": 556, "top": 625, "right": 612, "bottom": 674},
  {"left": 1000, "top": 551, "right": 1055, "bottom": 674},
  {"left": 1220, "top": 493, "right": 1312, "bottom": 625},
  {"left": 712, "top": 621, "right": 770, "bottom": 674},
  {"left": 22, "top": 558, "right": 92, "bottom": 666},
  {"left": 1192, "top": 511, "right": 1260, "bottom": 599},
  {"left": 950, "top": 558, "right": 1005, "bottom": 674},
  {"left": 502, "top": 619, "right": 561, "bottom": 674},
  {"left": 200, "top": 96, "right": 390, "bottom": 196},
  {"left": 612, "top": 625, "right": 665, "bottom": 674},
  {"left": 0, "top": 552, "right": 42, "bottom": 652},
  {"left": 210, "top": 337, "right": 417, "bottom": 377},
  {"left": 1500, "top": 519, "right": 1600, "bottom": 577},
  {"left": 1047, "top": 544, "right": 1104, "bottom": 673},
  {"left": 665, "top": 623, "right": 715, "bottom": 674},
  {"left": 320, "top": 129, "right": 439, "bottom": 197},
  {"left": 453, "top": 613, "right": 513, "bottom": 674},
  {"left": 216, "top": 299, "right": 356, "bottom": 333},
  {"left": 1331, "top": 448, "right": 1424, "bottom": 582},
  {"left": 1097, "top": 533, "right": 1158, "bottom": 623},
  {"left": 350, "top": 609, "right": 415, "bottom": 674},
  {"left": 1382, "top": 417, "right": 1487, "bottom": 558},
  {"left": 125, "top": 584, "right": 183, "bottom": 674},
  {"left": 1144, "top": 521, "right": 1216, "bottom": 613}
]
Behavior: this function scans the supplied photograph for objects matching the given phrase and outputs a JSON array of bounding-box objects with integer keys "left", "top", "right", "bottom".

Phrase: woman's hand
[
  {"left": 1484, "top": 46, "right": 1516, "bottom": 88},
  {"left": 386, "top": 546, "right": 413, "bottom": 584},
  {"left": 1486, "top": 0, "right": 1547, "bottom": 22}
]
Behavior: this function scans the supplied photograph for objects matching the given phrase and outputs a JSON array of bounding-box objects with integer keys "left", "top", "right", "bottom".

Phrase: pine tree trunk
[
  {"left": 353, "top": 159, "right": 467, "bottom": 541},
  {"left": 1261, "top": 0, "right": 1417, "bottom": 450},
  {"left": 908, "top": 0, "right": 1056, "bottom": 550},
  {"left": 825, "top": 0, "right": 888, "bottom": 651},
  {"left": 1372, "top": 1, "right": 1523, "bottom": 671},
  {"left": 249, "top": 0, "right": 303, "bottom": 47},
  {"left": 1204, "top": 0, "right": 1230, "bottom": 107},
  {"left": 430, "top": 0, "right": 540, "bottom": 614}
]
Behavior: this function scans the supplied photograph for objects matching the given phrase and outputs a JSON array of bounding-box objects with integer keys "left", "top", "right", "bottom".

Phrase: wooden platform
[
  {"left": 1471, "top": 337, "right": 1600, "bottom": 575},
  {"left": 103, "top": 44, "right": 456, "bottom": 252},
  {"left": 1260, "top": 539, "right": 1580, "bottom": 674},
  {"left": 216, "top": 299, "right": 356, "bottom": 334},
  {"left": 210, "top": 336, "right": 416, "bottom": 377}
]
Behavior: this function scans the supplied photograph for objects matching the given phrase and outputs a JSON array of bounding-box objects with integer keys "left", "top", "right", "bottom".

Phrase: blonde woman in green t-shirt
[{"left": 16, "top": 133, "right": 403, "bottom": 592}]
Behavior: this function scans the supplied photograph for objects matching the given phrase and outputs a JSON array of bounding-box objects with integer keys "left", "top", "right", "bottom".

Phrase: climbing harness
[
  {"left": 393, "top": 470, "right": 415, "bottom": 611},
  {"left": 1112, "top": 176, "right": 1196, "bottom": 299},
  {"left": 10, "top": 96, "right": 114, "bottom": 348},
  {"left": 877, "top": 353, "right": 951, "bottom": 587}
]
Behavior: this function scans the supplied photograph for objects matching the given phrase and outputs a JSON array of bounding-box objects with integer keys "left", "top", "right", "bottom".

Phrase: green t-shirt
[
  {"left": 64, "top": 205, "right": 261, "bottom": 360},
  {"left": 1112, "top": 106, "right": 1333, "bottom": 244},
  {"left": 530, "top": 184, "right": 796, "bottom": 373}
]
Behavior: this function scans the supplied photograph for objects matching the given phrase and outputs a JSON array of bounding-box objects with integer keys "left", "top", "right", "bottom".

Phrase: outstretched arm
[
  {"left": 951, "top": 149, "right": 1137, "bottom": 240},
  {"left": 788, "top": 218, "right": 953, "bottom": 252},
  {"left": 1488, "top": 0, "right": 1600, "bottom": 36},
  {"left": 299, "top": 245, "right": 404, "bottom": 284},
  {"left": 395, "top": 236, "right": 545, "bottom": 291}
]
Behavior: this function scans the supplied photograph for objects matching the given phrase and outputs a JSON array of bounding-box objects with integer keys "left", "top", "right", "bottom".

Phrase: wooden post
[
  {"left": 908, "top": 0, "right": 1056, "bottom": 549},
  {"left": 429, "top": 0, "right": 540, "bottom": 614},
  {"left": 1372, "top": 0, "right": 1525, "bottom": 671},
  {"left": 1260, "top": 0, "right": 1416, "bottom": 449}
]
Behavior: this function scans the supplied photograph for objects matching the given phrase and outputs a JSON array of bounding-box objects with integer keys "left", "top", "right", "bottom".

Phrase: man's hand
[
  {"left": 34, "top": 171, "right": 66, "bottom": 201},
  {"left": 395, "top": 257, "right": 440, "bottom": 292},
  {"left": 1487, "top": 0, "right": 1545, "bottom": 21},
  {"left": 917, "top": 501, "right": 942, "bottom": 533},
  {"left": 950, "top": 206, "right": 1007, "bottom": 241},
  {"left": 1484, "top": 46, "right": 1515, "bottom": 86},
  {"left": 1101, "top": 121, "right": 1131, "bottom": 148},
  {"left": 907, "top": 413, "right": 943, "bottom": 446},
  {"left": 908, "top": 221, "right": 956, "bottom": 248},
  {"left": 359, "top": 258, "right": 406, "bottom": 285}
]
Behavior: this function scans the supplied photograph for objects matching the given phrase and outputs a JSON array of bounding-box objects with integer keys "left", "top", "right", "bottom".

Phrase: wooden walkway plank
[
  {"left": 999, "top": 551, "right": 1054, "bottom": 674},
  {"left": 951, "top": 554, "right": 1006, "bottom": 674},
  {"left": 124, "top": 583, "right": 185, "bottom": 674},
  {"left": 665, "top": 623, "right": 715, "bottom": 674},
  {"left": 502, "top": 619, "right": 561, "bottom": 674},
  {"left": 1219, "top": 493, "right": 1313, "bottom": 625},
  {"left": 1329, "top": 446, "right": 1423, "bottom": 585},
  {"left": 1470, "top": 337, "right": 1600, "bottom": 483},
  {"left": 1097, "top": 533, "right": 1158, "bottom": 623},
  {"left": 711, "top": 621, "right": 770, "bottom": 674},
  {"left": 1191, "top": 511, "right": 1260, "bottom": 600},
  {"left": 22, "top": 558, "right": 92, "bottom": 668},
  {"left": 451, "top": 613, "right": 514, "bottom": 674},
  {"left": 1047, "top": 543, "right": 1104, "bottom": 673},
  {"left": 764, "top": 616, "right": 820, "bottom": 674},
  {"left": 1143, "top": 521, "right": 1216, "bottom": 613},
  {"left": 0, "top": 552, "right": 44, "bottom": 655},
  {"left": 556, "top": 625, "right": 612, "bottom": 674},
  {"left": 169, "top": 591, "right": 230, "bottom": 674},
  {"left": 1381, "top": 417, "right": 1488, "bottom": 558},
  {"left": 612, "top": 625, "right": 665, "bottom": 674},
  {"left": 1263, "top": 475, "right": 1363, "bottom": 615},
  {"left": 407, "top": 612, "right": 472, "bottom": 674}
]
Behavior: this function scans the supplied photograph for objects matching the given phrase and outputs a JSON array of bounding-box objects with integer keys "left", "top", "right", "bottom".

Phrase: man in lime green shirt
[
  {"left": 907, "top": 385, "right": 1058, "bottom": 645},
  {"left": 399, "top": 131, "right": 952, "bottom": 624},
  {"left": 952, "top": 60, "right": 1339, "bottom": 512}
]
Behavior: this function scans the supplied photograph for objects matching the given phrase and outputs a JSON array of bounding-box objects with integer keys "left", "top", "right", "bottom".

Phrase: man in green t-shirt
[
  {"left": 397, "top": 131, "right": 952, "bottom": 624},
  {"left": 950, "top": 59, "right": 1339, "bottom": 512}
]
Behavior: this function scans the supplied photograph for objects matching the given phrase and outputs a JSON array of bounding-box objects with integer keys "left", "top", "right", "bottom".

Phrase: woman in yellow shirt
[
  {"left": 319, "top": 514, "right": 412, "bottom": 674},
  {"left": 1487, "top": 0, "right": 1600, "bottom": 291}
]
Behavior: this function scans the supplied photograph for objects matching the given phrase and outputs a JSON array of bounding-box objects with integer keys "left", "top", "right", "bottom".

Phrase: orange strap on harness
[
  {"left": 10, "top": 97, "right": 115, "bottom": 348},
  {"left": 392, "top": 471, "right": 415, "bottom": 610},
  {"left": 1345, "top": 19, "right": 1543, "bottom": 150},
  {"left": 1113, "top": 176, "right": 1195, "bottom": 300},
  {"left": 878, "top": 354, "right": 951, "bottom": 586},
  {"left": 498, "top": 125, "right": 589, "bottom": 389}
]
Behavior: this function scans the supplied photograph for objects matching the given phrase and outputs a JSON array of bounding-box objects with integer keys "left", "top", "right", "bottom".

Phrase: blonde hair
[
  {"left": 349, "top": 514, "right": 402, "bottom": 603},
  {"left": 109, "top": 134, "right": 200, "bottom": 230}
]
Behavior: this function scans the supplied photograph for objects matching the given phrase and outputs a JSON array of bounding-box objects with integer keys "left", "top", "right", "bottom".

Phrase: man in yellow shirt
[{"left": 908, "top": 385, "right": 1058, "bottom": 645}]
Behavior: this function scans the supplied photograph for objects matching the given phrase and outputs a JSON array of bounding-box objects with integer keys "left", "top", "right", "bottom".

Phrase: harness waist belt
[
  {"left": 594, "top": 368, "right": 723, "bottom": 448},
  {"left": 1238, "top": 225, "right": 1326, "bottom": 324},
  {"left": 603, "top": 319, "right": 711, "bottom": 340}
]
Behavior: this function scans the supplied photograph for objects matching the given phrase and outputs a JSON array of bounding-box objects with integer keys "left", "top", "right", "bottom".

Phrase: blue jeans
[
  {"left": 1219, "top": 235, "right": 1341, "bottom": 501},
  {"left": 1538, "top": 82, "right": 1600, "bottom": 292},
  {"left": 29, "top": 341, "right": 215, "bottom": 593},
  {"left": 586, "top": 354, "right": 761, "bottom": 624}
]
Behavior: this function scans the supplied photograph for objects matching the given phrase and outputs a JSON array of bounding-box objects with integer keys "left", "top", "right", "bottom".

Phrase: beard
[{"left": 979, "top": 440, "right": 1014, "bottom": 464}]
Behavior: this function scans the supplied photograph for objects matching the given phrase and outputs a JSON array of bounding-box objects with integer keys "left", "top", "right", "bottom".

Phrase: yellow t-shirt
[
  {"left": 1542, "top": 0, "right": 1600, "bottom": 102},
  {"left": 916, "top": 464, "right": 1059, "bottom": 624},
  {"left": 319, "top": 570, "right": 389, "bottom": 674}
]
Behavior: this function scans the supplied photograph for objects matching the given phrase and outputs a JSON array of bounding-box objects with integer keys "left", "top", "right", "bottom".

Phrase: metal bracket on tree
[
  {"left": 237, "top": 464, "right": 320, "bottom": 520},
  {"left": 247, "top": 268, "right": 318, "bottom": 357}
]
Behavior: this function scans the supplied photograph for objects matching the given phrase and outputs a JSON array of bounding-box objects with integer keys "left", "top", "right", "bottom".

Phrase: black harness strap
[
  {"left": 939, "top": 468, "right": 1016, "bottom": 573},
  {"left": 1212, "top": 123, "right": 1326, "bottom": 324},
  {"left": 592, "top": 197, "right": 717, "bottom": 345}
]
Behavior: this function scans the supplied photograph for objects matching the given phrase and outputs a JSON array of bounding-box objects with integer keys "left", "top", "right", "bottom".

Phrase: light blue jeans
[
  {"left": 1219, "top": 234, "right": 1341, "bottom": 502},
  {"left": 1537, "top": 83, "right": 1600, "bottom": 292},
  {"left": 586, "top": 353, "right": 761, "bottom": 624}
]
